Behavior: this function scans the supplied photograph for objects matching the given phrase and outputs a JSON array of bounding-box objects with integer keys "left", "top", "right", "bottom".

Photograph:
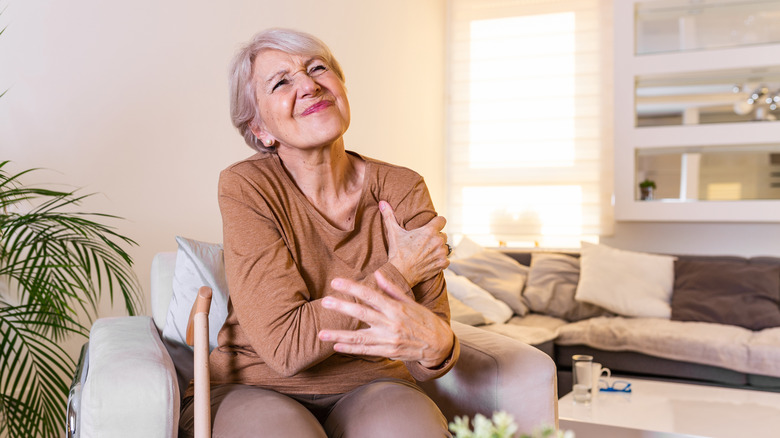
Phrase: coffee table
[{"left": 558, "top": 377, "right": 780, "bottom": 438}]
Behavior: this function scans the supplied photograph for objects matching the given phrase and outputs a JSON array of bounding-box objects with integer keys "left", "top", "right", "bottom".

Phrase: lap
[
  {"left": 325, "top": 379, "right": 451, "bottom": 438},
  {"left": 179, "top": 379, "right": 450, "bottom": 438},
  {"left": 179, "top": 384, "right": 327, "bottom": 438}
]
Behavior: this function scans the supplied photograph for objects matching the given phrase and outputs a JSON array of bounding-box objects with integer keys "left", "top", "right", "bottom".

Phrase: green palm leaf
[
  {"left": 0, "top": 160, "right": 142, "bottom": 437},
  {"left": 0, "top": 305, "right": 81, "bottom": 438}
]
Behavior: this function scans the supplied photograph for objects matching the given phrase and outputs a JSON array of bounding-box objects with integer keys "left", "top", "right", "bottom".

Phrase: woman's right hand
[{"left": 379, "top": 201, "right": 449, "bottom": 287}]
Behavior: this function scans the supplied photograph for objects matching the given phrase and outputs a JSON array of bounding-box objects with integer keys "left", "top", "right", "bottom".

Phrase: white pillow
[
  {"left": 449, "top": 235, "right": 485, "bottom": 261},
  {"left": 448, "top": 295, "right": 488, "bottom": 326},
  {"left": 444, "top": 269, "right": 513, "bottom": 324},
  {"left": 447, "top": 249, "right": 530, "bottom": 316},
  {"left": 161, "top": 236, "right": 230, "bottom": 396},
  {"left": 574, "top": 242, "right": 676, "bottom": 319}
]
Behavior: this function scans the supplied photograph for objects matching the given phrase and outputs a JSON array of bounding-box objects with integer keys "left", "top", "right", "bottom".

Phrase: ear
[{"left": 250, "top": 123, "right": 276, "bottom": 147}]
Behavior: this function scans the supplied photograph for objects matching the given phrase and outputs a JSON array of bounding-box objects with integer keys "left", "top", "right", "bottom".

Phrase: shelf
[
  {"left": 614, "top": 0, "right": 780, "bottom": 222},
  {"left": 636, "top": 0, "right": 780, "bottom": 55}
]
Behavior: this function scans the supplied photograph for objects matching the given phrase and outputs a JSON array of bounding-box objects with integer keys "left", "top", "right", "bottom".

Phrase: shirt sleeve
[{"left": 390, "top": 176, "right": 460, "bottom": 381}]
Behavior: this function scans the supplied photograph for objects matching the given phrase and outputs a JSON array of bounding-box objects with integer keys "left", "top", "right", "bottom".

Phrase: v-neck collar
[{"left": 270, "top": 150, "right": 371, "bottom": 234}]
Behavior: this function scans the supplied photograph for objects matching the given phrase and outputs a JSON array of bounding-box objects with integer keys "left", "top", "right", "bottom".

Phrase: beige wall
[
  {"left": 1, "top": 0, "right": 446, "bottom": 324},
  {"left": 3, "top": 1, "right": 779, "bottom": 362}
]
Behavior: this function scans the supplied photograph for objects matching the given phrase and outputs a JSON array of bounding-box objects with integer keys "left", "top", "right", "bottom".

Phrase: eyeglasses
[{"left": 598, "top": 380, "right": 632, "bottom": 393}]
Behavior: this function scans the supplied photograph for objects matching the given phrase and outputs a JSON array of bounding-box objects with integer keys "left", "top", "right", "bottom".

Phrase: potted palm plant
[{"left": 0, "top": 160, "right": 141, "bottom": 438}]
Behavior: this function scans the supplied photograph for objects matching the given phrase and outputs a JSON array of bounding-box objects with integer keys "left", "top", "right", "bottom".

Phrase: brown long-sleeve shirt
[{"left": 209, "top": 151, "right": 459, "bottom": 395}]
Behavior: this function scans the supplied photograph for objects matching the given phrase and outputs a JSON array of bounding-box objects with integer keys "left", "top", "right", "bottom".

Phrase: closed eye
[
  {"left": 272, "top": 78, "right": 289, "bottom": 92},
  {"left": 309, "top": 64, "right": 327, "bottom": 75}
]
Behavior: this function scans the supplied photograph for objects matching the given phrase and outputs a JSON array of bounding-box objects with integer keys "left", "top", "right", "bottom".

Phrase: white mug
[{"left": 592, "top": 362, "right": 611, "bottom": 390}]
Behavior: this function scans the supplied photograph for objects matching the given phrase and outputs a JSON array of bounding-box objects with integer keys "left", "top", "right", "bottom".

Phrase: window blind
[{"left": 446, "top": 0, "right": 614, "bottom": 248}]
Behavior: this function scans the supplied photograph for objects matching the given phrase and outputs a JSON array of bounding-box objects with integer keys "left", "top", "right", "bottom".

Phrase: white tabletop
[{"left": 559, "top": 377, "right": 780, "bottom": 438}]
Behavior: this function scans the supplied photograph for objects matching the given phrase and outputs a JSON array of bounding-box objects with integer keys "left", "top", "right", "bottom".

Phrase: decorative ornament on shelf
[
  {"left": 639, "top": 179, "right": 656, "bottom": 201},
  {"left": 449, "top": 412, "right": 574, "bottom": 438}
]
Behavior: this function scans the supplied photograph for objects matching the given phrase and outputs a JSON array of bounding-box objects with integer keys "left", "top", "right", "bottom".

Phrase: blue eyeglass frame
[{"left": 598, "top": 380, "right": 632, "bottom": 393}]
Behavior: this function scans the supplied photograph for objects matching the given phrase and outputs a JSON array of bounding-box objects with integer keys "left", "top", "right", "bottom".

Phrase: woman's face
[{"left": 251, "top": 49, "right": 350, "bottom": 151}]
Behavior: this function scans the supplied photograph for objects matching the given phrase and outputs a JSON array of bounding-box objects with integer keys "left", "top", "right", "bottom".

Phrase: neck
[{"left": 276, "top": 138, "right": 358, "bottom": 200}]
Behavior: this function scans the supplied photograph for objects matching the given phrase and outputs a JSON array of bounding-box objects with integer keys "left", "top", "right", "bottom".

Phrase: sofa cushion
[
  {"left": 480, "top": 316, "right": 561, "bottom": 347},
  {"left": 444, "top": 269, "right": 513, "bottom": 324},
  {"left": 749, "top": 327, "right": 780, "bottom": 381},
  {"left": 671, "top": 259, "right": 780, "bottom": 331},
  {"left": 448, "top": 249, "right": 530, "bottom": 316},
  {"left": 448, "top": 295, "right": 488, "bottom": 326},
  {"left": 555, "top": 316, "right": 764, "bottom": 376},
  {"left": 575, "top": 242, "right": 676, "bottom": 318},
  {"left": 523, "top": 253, "right": 612, "bottom": 322},
  {"left": 160, "top": 236, "right": 230, "bottom": 396}
]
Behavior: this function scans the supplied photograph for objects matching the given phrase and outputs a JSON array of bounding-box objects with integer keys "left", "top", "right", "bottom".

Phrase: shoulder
[
  {"left": 356, "top": 152, "right": 425, "bottom": 189},
  {"left": 218, "top": 152, "right": 284, "bottom": 198},
  {"left": 221, "top": 152, "right": 275, "bottom": 178},
  {"left": 219, "top": 152, "right": 280, "bottom": 185}
]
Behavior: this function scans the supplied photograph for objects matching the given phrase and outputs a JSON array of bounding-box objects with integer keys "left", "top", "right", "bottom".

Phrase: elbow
[
  {"left": 263, "top": 350, "right": 311, "bottom": 378},
  {"left": 273, "top": 362, "right": 306, "bottom": 378}
]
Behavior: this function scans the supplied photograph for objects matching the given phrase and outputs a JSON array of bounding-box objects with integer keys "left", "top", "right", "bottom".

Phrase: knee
[
  {"left": 184, "top": 384, "right": 327, "bottom": 438},
  {"left": 326, "top": 380, "right": 451, "bottom": 438}
]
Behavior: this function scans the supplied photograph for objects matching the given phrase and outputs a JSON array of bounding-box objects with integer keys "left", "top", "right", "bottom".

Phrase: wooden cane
[{"left": 186, "top": 286, "right": 213, "bottom": 438}]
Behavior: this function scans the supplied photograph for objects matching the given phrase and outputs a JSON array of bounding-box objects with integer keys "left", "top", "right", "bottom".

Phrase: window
[{"left": 446, "top": 0, "right": 614, "bottom": 248}]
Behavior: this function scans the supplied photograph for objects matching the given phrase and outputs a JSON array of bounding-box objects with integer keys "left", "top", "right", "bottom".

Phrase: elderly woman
[{"left": 179, "top": 28, "right": 458, "bottom": 437}]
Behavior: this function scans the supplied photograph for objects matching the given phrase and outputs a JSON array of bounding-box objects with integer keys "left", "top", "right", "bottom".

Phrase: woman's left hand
[{"left": 318, "top": 271, "right": 454, "bottom": 368}]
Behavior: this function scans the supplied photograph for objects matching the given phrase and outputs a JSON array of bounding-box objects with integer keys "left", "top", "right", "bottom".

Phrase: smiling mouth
[{"left": 301, "top": 101, "right": 333, "bottom": 116}]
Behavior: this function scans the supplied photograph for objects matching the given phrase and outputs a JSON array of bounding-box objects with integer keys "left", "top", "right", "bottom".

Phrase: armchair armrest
[
  {"left": 79, "top": 316, "right": 179, "bottom": 438},
  {"left": 419, "top": 321, "right": 558, "bottom": 434}
]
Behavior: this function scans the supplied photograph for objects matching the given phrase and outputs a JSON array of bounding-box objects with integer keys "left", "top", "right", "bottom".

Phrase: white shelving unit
[{"left": 614, "top": 0, "right": 780, "bottom": 222}]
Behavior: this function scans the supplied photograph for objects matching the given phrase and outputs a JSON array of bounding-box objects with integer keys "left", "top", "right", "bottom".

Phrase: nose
[{"left": 294, "top": 71, "right": 320, "bottom": 98}]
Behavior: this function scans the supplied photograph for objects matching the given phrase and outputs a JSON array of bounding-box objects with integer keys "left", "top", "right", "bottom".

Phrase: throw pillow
[
  {"left": 449, "top": 235, "right": 485, "bottom": 261},
  {"left": 444, "top": 269, "right": 513, "bottom": 323},
  {"left": 448, "top": 249, "right": 530, "bottom": 316},
  {"left": 671, "top": 259, "right": 780, "bottom": 331},
  {"left": 574, "top": 242, "right": 676, "bottom": 318},
  {"left": 448, "top": 294, "right": 488, "bottom": 326},
  {"left": 523, "top": 253, "right": 612, "bottom": 321},
  {"left": 161, "top": 236, "right": 230, "bottom": 396}
]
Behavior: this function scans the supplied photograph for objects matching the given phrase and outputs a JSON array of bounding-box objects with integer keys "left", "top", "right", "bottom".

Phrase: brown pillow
[{"left": 671, "top": 260, "right": 780, "bottom": 331}]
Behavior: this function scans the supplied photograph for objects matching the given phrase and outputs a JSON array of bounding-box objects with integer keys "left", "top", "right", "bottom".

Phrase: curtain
[{"left": 446, "top": 0, "right": 614, "bottom": 248}]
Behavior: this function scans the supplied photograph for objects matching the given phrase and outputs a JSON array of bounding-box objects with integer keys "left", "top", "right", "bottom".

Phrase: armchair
[{"left": 67, "top": 251, "right": 557, "bottom": 437}]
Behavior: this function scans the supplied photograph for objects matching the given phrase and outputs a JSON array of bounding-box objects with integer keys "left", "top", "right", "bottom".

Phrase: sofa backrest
[{"left": 150, "top": 251, "right": 177, "bottom": 332}]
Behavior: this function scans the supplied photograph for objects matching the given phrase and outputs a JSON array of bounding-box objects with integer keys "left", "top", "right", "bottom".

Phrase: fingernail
[
  {"left": 322, "top": 297, "right": 334, "bottom": 307},
  {"left": 331, "top": 278, "right": 343, "bottom": 289},
  {"left": 319, "top": 331, "right": 331, "bottom": 341},
  {"left": 378, "top": 201, "right": 387, "bottom": 211}
]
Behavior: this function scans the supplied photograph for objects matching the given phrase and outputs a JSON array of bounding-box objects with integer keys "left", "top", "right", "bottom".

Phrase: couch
[
  {"left": 444, "top": 238, "right": 780, "bottom": 397},
  {"left": 66, "top": 239, "right": 558, "bottom": 438}
]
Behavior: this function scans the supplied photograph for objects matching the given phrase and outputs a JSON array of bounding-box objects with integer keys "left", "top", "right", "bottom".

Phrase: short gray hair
[{"left": 228, "top": 28, "right": 345, "bottom": 152}]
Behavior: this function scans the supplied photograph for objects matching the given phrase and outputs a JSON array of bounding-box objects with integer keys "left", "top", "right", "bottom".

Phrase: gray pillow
[
  {"left": 523, "top": 253, "right": 612, "bottom": 321},
  {"left": 448, "top": 249, "right": 529, "bottom": 316}
]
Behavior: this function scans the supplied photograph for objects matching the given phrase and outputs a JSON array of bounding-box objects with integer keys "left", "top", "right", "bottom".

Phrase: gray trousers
[{"left": 179, "top": 378, "right": 452, "bottom": 438}]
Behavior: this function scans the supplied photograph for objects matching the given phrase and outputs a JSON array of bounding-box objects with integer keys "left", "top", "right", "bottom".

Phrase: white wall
[
  {"left": 602, "top": 222, "right": 780, "bottom": 257},
  {"left": 0, "top": 0, "right": 446, "bottom": 329}
]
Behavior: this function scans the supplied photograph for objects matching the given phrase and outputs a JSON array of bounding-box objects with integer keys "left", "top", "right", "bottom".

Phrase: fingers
[
  {"left": 378, "top": 201, "right": 402, "bottom": 232},
  {"left": 373, "top": 270, "right": 413, "bottom": 303},
  {"left": 322, "top": 293, "right": 384, "bottom": 324},
  {"left": 422, "top": 215, "right": 447, "bottom": 233}
]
